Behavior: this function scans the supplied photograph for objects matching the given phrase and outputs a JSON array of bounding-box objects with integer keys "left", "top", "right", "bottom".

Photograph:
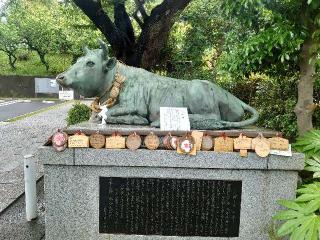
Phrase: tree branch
[
  {"left": 133, "top": 10, "right": 144, "bottom": 28},
  {"left": 114, "top": 1, "right": 135, "bottom": 44},
  {"left": 134, "top": 0, "right": 148, "bottom": 21},
  {"left": 73, "top": 0, "right": 127, "bottom": 56}
]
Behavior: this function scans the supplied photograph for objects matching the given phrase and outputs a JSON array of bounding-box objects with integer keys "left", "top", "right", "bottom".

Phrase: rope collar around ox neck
[{"left": 90, "top": 61, "right": 126, "bottom": 113}]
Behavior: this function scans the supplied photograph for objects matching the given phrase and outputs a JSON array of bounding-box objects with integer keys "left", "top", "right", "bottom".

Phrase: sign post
[
  {"left": 24, "top": 154, "right": 38, "bottom": 221},
  {"left": 59, "top": 88, "right": 74, "bottom": 100}
]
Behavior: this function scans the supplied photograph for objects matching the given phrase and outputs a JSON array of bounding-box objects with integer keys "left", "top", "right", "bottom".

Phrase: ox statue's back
[{"left": 56, "top": 41, "right": 259, "bottom": 129}]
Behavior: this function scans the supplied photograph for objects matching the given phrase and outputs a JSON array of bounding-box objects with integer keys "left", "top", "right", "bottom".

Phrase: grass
[
  {"left": 0, "top": 49, "right": 73, "bottom": 76},
  {"left": 5, "top": 100, "right": 74, "bottom": 123}
]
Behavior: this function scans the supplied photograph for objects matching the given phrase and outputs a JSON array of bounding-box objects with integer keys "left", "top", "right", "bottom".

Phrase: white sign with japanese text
[{"left": 160, "top": 107, "right": 190, "bottom": 131}]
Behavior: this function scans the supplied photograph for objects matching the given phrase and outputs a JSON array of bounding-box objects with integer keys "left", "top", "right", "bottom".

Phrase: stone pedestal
[{"left": 39, "top": 128, "right": 304, "bottom": 240}]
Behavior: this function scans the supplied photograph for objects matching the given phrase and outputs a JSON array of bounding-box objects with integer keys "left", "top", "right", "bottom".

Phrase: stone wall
[{"left": 0, "top": 75, "right": 56, "bottom": 98}]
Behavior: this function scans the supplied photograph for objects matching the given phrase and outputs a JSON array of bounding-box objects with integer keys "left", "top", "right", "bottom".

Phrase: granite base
[{"left": 39, "top": 146, "right": 304, "bottom": 240}]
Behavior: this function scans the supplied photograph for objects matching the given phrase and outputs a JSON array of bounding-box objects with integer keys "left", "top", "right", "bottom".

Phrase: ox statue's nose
[{"left": 56, "top": 74, "right": 65, "bottom": 85}]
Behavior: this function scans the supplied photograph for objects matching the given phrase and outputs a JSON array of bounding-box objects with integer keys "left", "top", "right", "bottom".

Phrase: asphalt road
[{"left": 0, "top": 99, "right": 61, "bottom": 122}]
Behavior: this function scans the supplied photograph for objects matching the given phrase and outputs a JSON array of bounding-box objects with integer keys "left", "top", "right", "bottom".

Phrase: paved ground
[
  {"left": 0, "top": 178, "right": 44, "bottom": 240},
  {"left": 0, "top": 101, "right": 74, "bottom": 213},
  {"left": 0, "top": 99, "right": 61, "bottom": 122}
]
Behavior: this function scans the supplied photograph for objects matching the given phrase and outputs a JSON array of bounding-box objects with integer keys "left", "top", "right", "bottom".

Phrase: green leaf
[
  {"left": 278, "top": 200, "right": 302, "bottom": 211},
  {"left": 305, "top": 166, "right": 320, "bottom": 172},
  {"left": 304, "top": 217, "right": 318, "bottom": 240},
  {"left": 306, "top": 158, "right": 320, "bottom": 166},
  {"left": 294, "top": 130, "right": 320, "bottom": 160},
  {"left": 296, "top": 194, "right": 320, "bottom": 202},
  {"left": 285, "top": 53, "right": 290, "bottom": 60},
  {"left": 273, "top": 210, "right": 303, "bottom": 220},
  {"left": 297, "top": 183, "right": 320, "bottom": 195},
  {"left": 277, "top": 216, "right": 310, "bottom": 236},
  {"left": 290, "top": 216, "right": 314, "bottom": 240},
  {"left": 303, "top": 198, "right": 320, "bottom": 214},
  {"left": 297, "top": 188, "right": 313, "bottom": 194}
]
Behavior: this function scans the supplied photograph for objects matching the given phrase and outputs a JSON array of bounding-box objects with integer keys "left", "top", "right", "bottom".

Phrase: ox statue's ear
[
  {"left": 83, "top": 46, "right": 90, "bottom": 54},
  {"left": 99, "top": 39, "right": 108, "bottom": 60},
  {"left": 104, "top": 57, "right": 117, "bottom": 72}
]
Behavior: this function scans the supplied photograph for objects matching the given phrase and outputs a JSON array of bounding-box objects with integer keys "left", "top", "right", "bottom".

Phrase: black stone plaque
[{"left": 99, "top": 177, "right": 242, "bottom": 237}]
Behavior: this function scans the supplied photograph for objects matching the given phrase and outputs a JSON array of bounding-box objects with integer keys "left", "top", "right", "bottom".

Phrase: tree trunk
[
  {"left": 36, "top": 51, "right": 49, "bottom": 71},
  {"left": 24, "top": 37, "right": 50, "bottom": 71},
  {"left": 294, "top": 36, "right": 316, "bottom": 136},
  {"left": 8, "top": 53, "right": 17, "bottom": 70},
  {"left": 134, "top": 0, "right": 191, "bottom": 69}
]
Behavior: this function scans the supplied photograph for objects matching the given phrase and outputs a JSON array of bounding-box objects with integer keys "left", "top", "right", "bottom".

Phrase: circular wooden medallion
[
  {"left": 52, "top": 131, "right": 68, "bottom": 151},
  {"left": 255, "top": 140, "right": 270, "bottom": 158},
  {"left": 89, "top": 133, "right": 105, "bottom": 149},
  {"left": 55, "top": 143, "right": 67, "bottom": 152},
  {"left": 169, "top": 136, "right": 179, "bottom": 150},
  {"left": 163, "top": 134, "right": 172, "bottom": 149},
  {"left": 178, "top": 134, "right": 195, "bottom": 154},
  {"left": 126, "top": 133, "right": 142, "bottom": 150},
  {"left": 201, "top": 135, "right": 213, "bottom": 151},
  {"left": 144, "top": 132, "right": 160, "bottom": 150}
]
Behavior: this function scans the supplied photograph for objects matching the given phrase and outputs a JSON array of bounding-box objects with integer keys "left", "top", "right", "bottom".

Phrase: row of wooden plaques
[{"left": 51, "top": 130, "right": 289, "bottom": 157}]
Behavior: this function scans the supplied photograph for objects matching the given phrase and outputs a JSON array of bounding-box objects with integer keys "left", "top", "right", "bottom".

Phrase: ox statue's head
[{"left": 56, "top": 40, "right": 117, "bottom": 97}]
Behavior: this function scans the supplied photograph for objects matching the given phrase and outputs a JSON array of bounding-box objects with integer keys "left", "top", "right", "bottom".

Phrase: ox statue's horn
[
  {"left": 99, "top": 39, "right": 108, "bottom": 59},
  {"left": 83, "top": 46, "right": 90, "bottom": 54}
]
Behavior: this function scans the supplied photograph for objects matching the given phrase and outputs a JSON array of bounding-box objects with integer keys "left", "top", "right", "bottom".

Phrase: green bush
[
  {"left": 253, "top": 73, "right": 299, "bottom": 140},
  {"left": 216, "top": 71, "right": 320, "bottom": 141},
  {"left": 66, "top": 102, "right": 91, "bottom": 126},
  {"left": 216, "top": 72, "right": 299, "bottom": 140}
]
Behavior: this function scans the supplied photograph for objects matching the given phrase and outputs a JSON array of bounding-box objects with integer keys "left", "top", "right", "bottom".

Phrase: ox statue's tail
[
  {"left": 191, "top": 101, "right": 259, "bottom": 130},
  {"left": 219, "top": 101, "right": 259, "bottom": 129}
]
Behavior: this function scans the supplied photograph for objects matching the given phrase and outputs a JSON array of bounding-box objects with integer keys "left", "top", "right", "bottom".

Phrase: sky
[
  {"left": 0, "top": 0, "right": 7, "bottom": 14},
  {"left": 0, "top": 0, "right": 7, "bottom": 9}
]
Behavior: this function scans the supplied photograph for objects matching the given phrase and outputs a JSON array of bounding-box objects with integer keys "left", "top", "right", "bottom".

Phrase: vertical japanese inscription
[{"left": 99, "top": 177, "right": 242, "bottom": 237}]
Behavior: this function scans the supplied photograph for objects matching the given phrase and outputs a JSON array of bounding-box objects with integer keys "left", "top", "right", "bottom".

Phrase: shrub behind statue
[{"left": 56, "top": 40, "right": 259, "bottom": 129}]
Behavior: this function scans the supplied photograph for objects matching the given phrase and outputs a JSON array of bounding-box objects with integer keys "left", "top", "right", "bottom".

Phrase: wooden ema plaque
[
  {"left": 89, "top": 132, "right": 105, "bottom": 149},
  {"left": 144, "top": 132, "right": 160, "bottom": 150},
  {"left": 177, "top": 133, "right": 196, "bottom": 155},
  {"left": 269, "top": 135, "right": 289, "bottom": 151},
  {"left": 68, "top": 132, "right": 89, "bottom": 148},
  {"left": 233, "top": 134, "right": 252, "bottom": 157},
  {"left": 214, "top": 134, "right": 233, "bottom": 152},
  {"left": 201, "top": 134, "right": 213, "bottom": 151},
  {"left": 252, "top": 133, "right": 270, "bottom": 158},
  {"left": 233, "top": 134, "right": 252, "bottom": 150},
  {"left": 126, "top": 132, "right": 142, "bottom": 150},
  {"left": 191, "top": 131, "right": 203, "bottom": 151},
  {"left": 105, "top": 133, "right": 125, "bottom": 149}
]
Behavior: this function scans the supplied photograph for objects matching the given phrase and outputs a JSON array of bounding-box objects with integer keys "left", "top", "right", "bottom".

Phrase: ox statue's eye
[{"left": 86, "top": 61, "right": 95, "bottom": 67}]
